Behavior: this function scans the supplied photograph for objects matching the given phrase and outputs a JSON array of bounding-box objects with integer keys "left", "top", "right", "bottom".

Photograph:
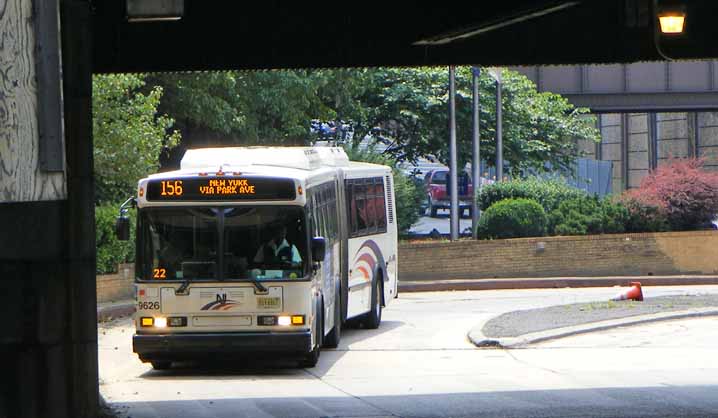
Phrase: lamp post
[
  {"left": 471, "top": 67, "right": 481, "bottom": 239},
  {"left": 489, "top": 68, "right": 503, "bottom": 181},
  {"left": 448, "top": 66, "right": 459, "bottom": 241}
]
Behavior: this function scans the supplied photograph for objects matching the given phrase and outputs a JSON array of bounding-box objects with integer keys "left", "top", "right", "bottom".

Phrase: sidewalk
[
  {"left": 398, "top": 275, "right": 718, "bottom": 292},
  {"left": 97, "top": 299, "right": 134, "bottom": 322}
]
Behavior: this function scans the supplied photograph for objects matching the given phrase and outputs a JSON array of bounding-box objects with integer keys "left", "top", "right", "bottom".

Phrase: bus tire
[
  {"left": 362, "top": 278, "right": 383, "bottom": 330},
  {"left": 323, "top": 285, "right": 341, "bottom": 348},
  {"left": 300, "top": 302, "right": 323, "bottom": 368},
  {"left": 151, "top": 360, "right": 172, "bottom": 370}
]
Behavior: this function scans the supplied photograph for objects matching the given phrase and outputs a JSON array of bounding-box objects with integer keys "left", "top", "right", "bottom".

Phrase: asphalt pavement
[
  {"left": 99, "top": 285, "right": 718, "bottom": 418},
  {"left": 408, "top": 213, "right": 474, "bottom": 235}
]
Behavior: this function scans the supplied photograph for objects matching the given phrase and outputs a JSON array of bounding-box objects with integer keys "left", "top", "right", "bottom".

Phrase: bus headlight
[
  {"left": 154, "top": 317, "right": 168, "bottom": 328},
  {"left": 276, "top": 315, "right": 305, "bottom": 326}
]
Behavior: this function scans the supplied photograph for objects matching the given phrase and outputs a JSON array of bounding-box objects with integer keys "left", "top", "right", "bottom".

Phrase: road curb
[
  {"left": 399, "top": 276, "right": 718, "bottom": 292},
  {"left": 97, "top": 302, "right": 135, "bottom": 322},
  {"left": 468, "top": 307, "right": 718, "bottom": 348}
]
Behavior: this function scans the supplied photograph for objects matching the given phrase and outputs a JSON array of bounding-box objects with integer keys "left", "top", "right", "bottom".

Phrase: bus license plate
[{"left": 257, "top": 296, "right": 281, "bottom": 309}]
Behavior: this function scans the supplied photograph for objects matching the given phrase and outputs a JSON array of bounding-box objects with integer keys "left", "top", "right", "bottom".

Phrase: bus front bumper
[{"left": 133, "top": 331, "right": 312, "bottom": 360}]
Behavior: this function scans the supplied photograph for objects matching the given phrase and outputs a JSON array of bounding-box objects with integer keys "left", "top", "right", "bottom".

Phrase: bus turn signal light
[
  {"left": 141, "top": 317, "right": 154, "bottom": 327},
  {"left": 291, "top": 315, "right": 305, "bottom": 325}
]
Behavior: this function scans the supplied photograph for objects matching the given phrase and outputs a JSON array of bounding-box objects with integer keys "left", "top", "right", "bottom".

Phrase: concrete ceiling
[{"left": 92, "top": 0, "right": 718, "bottom": 73}]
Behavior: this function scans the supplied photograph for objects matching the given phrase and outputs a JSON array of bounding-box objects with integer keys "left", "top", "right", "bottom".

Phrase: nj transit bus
[{"left": 115, "top": 147, "right": 398, "bottom": 369}]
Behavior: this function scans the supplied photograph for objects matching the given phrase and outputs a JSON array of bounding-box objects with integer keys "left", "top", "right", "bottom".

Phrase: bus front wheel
[
  {"left": 151, "top": 360, "right": 171, "bottom": 370},
  {"left": 300, "top": 304, "right": 323, "bottom": 368},
  {"left": 323, "top": 285, "right": 342, "bottom": 348},
  {"left": 361, "top": 279, "right": 383, "bottom": 330}
]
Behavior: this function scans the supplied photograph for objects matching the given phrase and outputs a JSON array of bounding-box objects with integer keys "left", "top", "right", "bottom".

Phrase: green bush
[
  {"left": 548, "top": 196, "right": 629, "bottom": 236},
  {"left": 96, "top": 203, "right": 136, "bottom": 274},
  {"left": 477, "top": 177, "right": 587, "bottom": 213},
  {"left": 477, "top": 198, "right": 547, "bottom": 239},
  {"left": 620, "top": 198, "right": 671, "bottom": 233}
]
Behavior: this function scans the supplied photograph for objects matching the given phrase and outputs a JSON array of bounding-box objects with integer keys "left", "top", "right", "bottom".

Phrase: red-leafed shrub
[{"left": 621, "top": 158, "right": 718, "bottom": 230}]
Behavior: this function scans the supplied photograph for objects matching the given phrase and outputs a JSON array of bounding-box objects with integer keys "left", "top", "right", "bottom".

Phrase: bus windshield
[{"left": 138, "top": 206, "right": 307, "bottom": 281}]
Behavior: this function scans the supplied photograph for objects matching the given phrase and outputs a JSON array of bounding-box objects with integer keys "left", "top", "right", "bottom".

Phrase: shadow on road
[
  {"left": 111, "top": 385, "right": 718, "bottom": 418},
  {"left": 137, "top": 320, "right": 406, "bottom": 380}
]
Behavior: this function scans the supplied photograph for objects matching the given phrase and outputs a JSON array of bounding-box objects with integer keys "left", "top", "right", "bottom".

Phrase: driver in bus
[{"left": 253, "top": 224, "right": 302, "bottom": 266}]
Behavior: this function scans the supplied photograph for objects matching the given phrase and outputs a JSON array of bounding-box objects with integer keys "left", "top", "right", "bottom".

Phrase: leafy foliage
[
  {"left": 619, "top": 198, "right": 671, "bottom": 233},
  {"left": 96, "top": 203, "right": 135, "bottom": 274},
  {"left": 548, "top": 196, "right": 628, "bottom": 236},
  {"left": 621, "top": 158, "right": 718, "bottom": 230},
  {"left": 150, "top": 68, "right": 598, "bottom": 174},
  {"left": 343, "top": 146, "right": 423, "bottom": 234},
  {"left": 477, "top": 198, "right": 547, "bottom": 239},
  {"left": 352, "top": 67, "right": 599, "bottom": 173},
  {"left": 477, "top": 177, "right": 587, "bottom": 213},
  {"left": 93, "top": 74, "right": 180, "bottom": 203}
]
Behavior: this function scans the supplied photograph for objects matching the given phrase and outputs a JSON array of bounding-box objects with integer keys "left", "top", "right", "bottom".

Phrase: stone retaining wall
[
  {"left": 399, "top": 231, "right": 718, "bottom": 281},
  {"left": 96, "top": 263, "right": 134, "bottom": 303}
]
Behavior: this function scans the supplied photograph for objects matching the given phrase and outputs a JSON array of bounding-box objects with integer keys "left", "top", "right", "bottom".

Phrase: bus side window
[
  {"left": 365, "top": 182, "right": 377, "bottom": 233},
  {"left": 329, "top": 183, "right": 337, "bottom": 241},
  {"left": 345, "top": 180, "right": 356, "bottom": 235},
  {"left": 354, "top": 181, "right": 368, "bottom": 233},
  {"left": 317, "top": 185, "right": 329, "bottom": 239},
  {"left": 376, "top": 178, "right": 387, "bottom": 232}
]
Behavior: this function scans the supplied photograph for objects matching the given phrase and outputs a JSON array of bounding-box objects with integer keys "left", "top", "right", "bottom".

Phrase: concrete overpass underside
[{"left": 3, "top": 1, "right": 718, "bottom": 417}]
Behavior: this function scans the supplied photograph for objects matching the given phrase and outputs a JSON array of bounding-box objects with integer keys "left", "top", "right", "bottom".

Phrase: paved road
[
  {"left": 99, "top": 285, "right": 718, "bottom": 418},
  {"left": 409, "top": 213, "right": 473, "bottom": 235}
]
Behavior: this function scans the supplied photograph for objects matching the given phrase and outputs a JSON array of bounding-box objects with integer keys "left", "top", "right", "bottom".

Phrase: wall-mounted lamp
[
  {"left": 127, "top": 0, "right": 184, "bottom": 23},
  {"left": 657, "top": 6, "right": 686, "bottom": 34}
]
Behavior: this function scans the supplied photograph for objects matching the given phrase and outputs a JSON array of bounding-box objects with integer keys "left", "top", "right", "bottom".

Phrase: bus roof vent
[
  {"left": 385, "top": 175, "right": 394, "bottom": 224},
  {"left": 180, "top": 147, "right": 350, "bottom": 171}
]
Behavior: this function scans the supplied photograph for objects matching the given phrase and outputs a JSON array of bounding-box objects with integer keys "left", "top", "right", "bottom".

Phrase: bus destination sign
[{"left": 146, "top": 177, "right": 296, "bottom": 201}]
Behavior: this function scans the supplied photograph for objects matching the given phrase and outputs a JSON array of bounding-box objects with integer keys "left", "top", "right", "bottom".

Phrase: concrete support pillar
[
  {"left": 0, "top": 1, "right": 97, "bottom": 417},
  {"left": 696, "top": 112, "right": 718, "bottom": 171},
  {"left": 597, "top": 113, "right": 624, "bottom": 193}
]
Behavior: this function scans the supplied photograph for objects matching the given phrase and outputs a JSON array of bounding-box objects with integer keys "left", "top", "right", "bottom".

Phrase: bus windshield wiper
[
  {"left": 175, "top": 277, "right": 191, "bottom": 295},
  {"left": 247, "top": 278, "right": 267, "bottom": 293}
]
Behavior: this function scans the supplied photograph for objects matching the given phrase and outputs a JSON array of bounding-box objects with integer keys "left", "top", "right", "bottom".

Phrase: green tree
[
  {"left": 352, "top": 67, "right": 599, "bottom": 174},
  {"left": 150, "top": 70, "right": 351, "bottom": 147},
  {"left": 150, "top": 68, "right": 597, "bottom": 177},
  {"left": 93, "top": 74, "right": 180, "bottom": 203}
]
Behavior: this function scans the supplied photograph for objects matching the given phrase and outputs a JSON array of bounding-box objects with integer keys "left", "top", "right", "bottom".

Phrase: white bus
[{"left": 116, "top": 147, "right": 398, "bottom": 369}]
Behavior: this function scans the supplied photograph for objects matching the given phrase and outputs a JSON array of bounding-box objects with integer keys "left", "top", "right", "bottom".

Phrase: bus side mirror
[
  {"left": 311, "top": 237, "right": 326, "bottom": 263},
  {"left": 115, "top": 216, "right": 130, "bottom": 241}
]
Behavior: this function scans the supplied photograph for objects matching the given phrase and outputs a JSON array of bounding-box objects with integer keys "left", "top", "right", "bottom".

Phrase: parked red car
[{"left": 423, "top": 169, "right": 474, "bottom": 218}]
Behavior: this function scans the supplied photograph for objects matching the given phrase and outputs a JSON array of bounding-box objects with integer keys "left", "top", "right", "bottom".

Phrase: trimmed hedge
[
  {"left": 477, "top": 198, "right": 547, "bottom": 239},
  {"left": 548, "top": 196, "right": 628, "bottom": 236},
  {"left": 620, "top": 198, "right": 671, "bottom": 233},
  {"left": 477, "top": 177, "right": 587, "bottom": 213},
  {"left": 96, "top": 203, "right": 135, "bottom": 274}
]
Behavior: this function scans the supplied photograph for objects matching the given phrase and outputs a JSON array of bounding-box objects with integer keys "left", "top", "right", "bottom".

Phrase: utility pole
[
  {"left": 471, "top": 67, "right": 480, "bottom": 239},
  {"left": 448, "top": 66, "right": 459, "bottom": 241},
  {"left": 494, "top": 69, "right": 503, "bottom": 181}
]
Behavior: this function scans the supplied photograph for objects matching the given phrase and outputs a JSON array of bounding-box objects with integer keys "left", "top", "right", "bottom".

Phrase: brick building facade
[{"left": 578, "top": 112, "right": 718, "bottom": 193}]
